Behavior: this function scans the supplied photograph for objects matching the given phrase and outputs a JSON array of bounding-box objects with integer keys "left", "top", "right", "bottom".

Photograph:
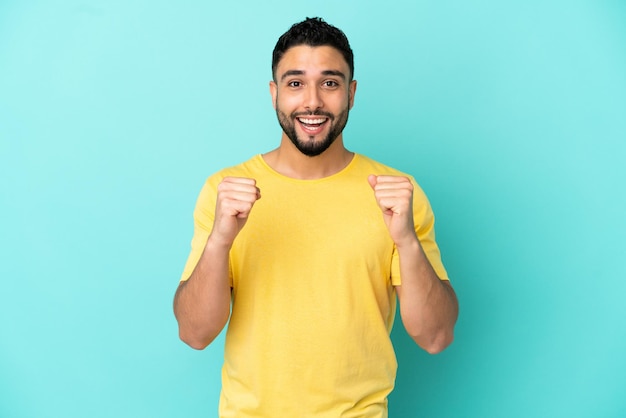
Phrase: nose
[{"left": 303, "top": 85, "right": 323, "bottom": 111}]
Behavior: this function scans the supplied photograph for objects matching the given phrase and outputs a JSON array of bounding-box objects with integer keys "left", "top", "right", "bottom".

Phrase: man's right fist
[{"left": 210, "top": 177, "right": 261, "bottom": 246}]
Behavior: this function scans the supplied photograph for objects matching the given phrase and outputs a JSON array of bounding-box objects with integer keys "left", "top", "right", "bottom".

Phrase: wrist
[
  {"left": 394, "top": 232, "right": 420, "bottom": 250},
  {"left": 206, "top": 232, "right": 235, "bottom": 252}
]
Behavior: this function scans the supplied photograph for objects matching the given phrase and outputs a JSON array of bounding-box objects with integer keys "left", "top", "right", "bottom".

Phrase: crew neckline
[{"left": 256, "top": 153, "right": 360, "bottom": 183}]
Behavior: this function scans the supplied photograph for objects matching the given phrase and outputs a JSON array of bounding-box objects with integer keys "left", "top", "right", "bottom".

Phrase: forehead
[{"left": 275, "top": 45, "right": 350, "bottom": 78}]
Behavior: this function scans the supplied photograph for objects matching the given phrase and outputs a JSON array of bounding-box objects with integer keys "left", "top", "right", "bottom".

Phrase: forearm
[
  {"left": 174, "top": 236, "right": 232, "bottom": 350},
  {"left": 396, "top": 239, "right": 458, "bottom": 354}
]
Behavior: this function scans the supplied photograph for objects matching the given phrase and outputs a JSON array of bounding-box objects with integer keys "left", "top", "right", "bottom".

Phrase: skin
[
  {"left": 174, "top": 44, "right": 458, "bottom": 353},
  {"left": 266, "top": 45, "right": 357, "bottom": 178}
]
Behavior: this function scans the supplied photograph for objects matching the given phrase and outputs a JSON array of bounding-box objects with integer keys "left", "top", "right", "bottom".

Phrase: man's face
[{"left": 270, "top": 45, "right": 356, "bottom": 157}]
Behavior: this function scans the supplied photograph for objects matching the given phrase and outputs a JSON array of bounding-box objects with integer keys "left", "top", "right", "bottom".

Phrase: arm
[
  {"left": 394, "top": 242, "right": 458, "bottom": 354},
  {"left": 173, "top": 177, "right": 261, "bottom": 350},
  {"left": 368, "top": 175, "right": 458, "bottom": 354}
]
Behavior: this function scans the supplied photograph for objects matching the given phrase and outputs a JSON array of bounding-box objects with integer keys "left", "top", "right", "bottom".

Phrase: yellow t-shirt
[{"left": 180, "top": 154, "right": 449, "bottom": 418}]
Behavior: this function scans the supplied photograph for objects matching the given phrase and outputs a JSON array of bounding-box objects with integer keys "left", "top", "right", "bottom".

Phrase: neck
[{"left": 263, "top": 134, "right": 354, "bottom": 180}]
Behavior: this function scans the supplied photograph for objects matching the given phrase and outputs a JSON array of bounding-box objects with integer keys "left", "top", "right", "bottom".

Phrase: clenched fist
[
  {"left": 210, "top": 177, "right": 261, "bottom": 247},
  {"left": 368, "top": 175, "right": 418, "bottom": 247}
]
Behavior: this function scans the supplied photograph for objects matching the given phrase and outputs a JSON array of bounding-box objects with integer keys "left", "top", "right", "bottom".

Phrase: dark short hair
[{"left": 272, "top": 17, "right": 354, "bottom": 81}]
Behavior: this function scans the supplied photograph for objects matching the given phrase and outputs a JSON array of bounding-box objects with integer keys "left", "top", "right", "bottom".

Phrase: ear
[
  {"left": 348, "top": 80, "right": 357, "bottom": 110},
  {"left": 269, "top": 80, "right": 278, "bottom": 110}
]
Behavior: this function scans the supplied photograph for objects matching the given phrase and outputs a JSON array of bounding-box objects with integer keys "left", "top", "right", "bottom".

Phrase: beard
[{"left": 276, "top": 104, "right": 350, "bottom": 157}]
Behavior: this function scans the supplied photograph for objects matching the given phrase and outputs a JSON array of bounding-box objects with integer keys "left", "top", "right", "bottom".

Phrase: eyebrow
[{"left": 280, "top": 69, "right": 347, "bottom": 82}]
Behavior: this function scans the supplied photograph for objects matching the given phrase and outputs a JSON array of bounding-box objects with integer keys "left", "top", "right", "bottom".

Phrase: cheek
[
  {"left": 330, "top": 90, "right": 351, "bottom": 108},
  {"left": 276, "top": 95, "right": 301, "bottom": 114}
]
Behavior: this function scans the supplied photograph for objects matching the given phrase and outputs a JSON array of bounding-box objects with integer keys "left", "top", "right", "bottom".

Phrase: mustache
[{"left": 291, "top": 110, "right": 335, "bottom": 119}]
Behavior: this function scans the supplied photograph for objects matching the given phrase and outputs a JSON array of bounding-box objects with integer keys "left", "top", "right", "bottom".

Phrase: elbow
[
  {"left": 421, "top": 331, "right": 454, "bottom": 354},
  {"left": 177, "top": 319, "right": 227, "bottom": 350},
  {"left": 178, "top": 329, "right": 218, "bottom": 350},
  {"left": 406, "top": 326, "right": 454, "bottom": 354},
  {"left": 174, "top": 306, "right": 229, "bottom": 350},
  {"left": 183, "top": 338, "right": 210, "bottom": 351}
]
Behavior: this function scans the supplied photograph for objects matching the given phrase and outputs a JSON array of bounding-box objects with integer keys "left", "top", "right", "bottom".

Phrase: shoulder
[
  {"left": 353, "top": 154, "right": 429, "bottom": 200},
  {"left": 206, "top": 155, "right": 264, "bottom": 182},
  {"left": 353, "top": 152, "right": 416, "bottom": 179},
  {"left": 353, "top": 154, "right": 420, "bottom": 182},
  {"left": 194, "top": 155, "right": 264, "bottom": 205},
  {"left": 198, "top": 155, "right": 270, "bottom": 192},
  {"left": 353, "top": 154, "right": 405, "bottom": 175}
]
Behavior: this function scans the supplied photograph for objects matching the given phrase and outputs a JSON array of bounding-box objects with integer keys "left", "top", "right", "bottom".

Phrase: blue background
[{"left": 1, "top": 1, "right": 625, "bottom": 417}]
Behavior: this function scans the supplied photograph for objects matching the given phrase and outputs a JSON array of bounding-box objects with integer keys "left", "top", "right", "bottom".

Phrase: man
[{"left": 174, "top": 17, "right": 458, "bottom": 418}]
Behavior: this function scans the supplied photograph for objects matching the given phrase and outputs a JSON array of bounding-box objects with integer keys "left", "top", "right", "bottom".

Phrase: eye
[
  {"left": 288, "top": 81, "right": 302, "bottom": 88},
  {"left": 323, "top": 80, "right": 339, "bottom": 88}
]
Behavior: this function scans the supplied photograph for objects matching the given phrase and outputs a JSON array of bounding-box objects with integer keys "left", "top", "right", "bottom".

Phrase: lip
[
  {"left": 296, "top": 116, "right": 329, "bottom": 135},
  {"left": 297, "top": 116, "right": 328, "bottom": 124}
]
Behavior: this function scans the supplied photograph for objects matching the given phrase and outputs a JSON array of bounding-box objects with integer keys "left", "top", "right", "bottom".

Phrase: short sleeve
[{"left": 179, "top": 176, "right": 219, "bottom": 282}]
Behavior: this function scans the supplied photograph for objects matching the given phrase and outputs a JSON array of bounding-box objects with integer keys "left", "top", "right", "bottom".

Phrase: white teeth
[{"left": 298, "top": 118, "right": 326, "bottom": 124}]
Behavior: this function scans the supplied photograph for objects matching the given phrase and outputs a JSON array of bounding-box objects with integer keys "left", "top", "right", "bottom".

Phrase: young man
[{"left": 174, "top": 17, "right": 458, "bottom": 418}]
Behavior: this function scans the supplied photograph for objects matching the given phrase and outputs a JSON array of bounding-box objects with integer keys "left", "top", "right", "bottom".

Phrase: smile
[
  {"left": 296, "top": 117, "right": 329, "bottom": 135},
  {"left": 297, "top": 117, "right": 328, "bottom": 126}
]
